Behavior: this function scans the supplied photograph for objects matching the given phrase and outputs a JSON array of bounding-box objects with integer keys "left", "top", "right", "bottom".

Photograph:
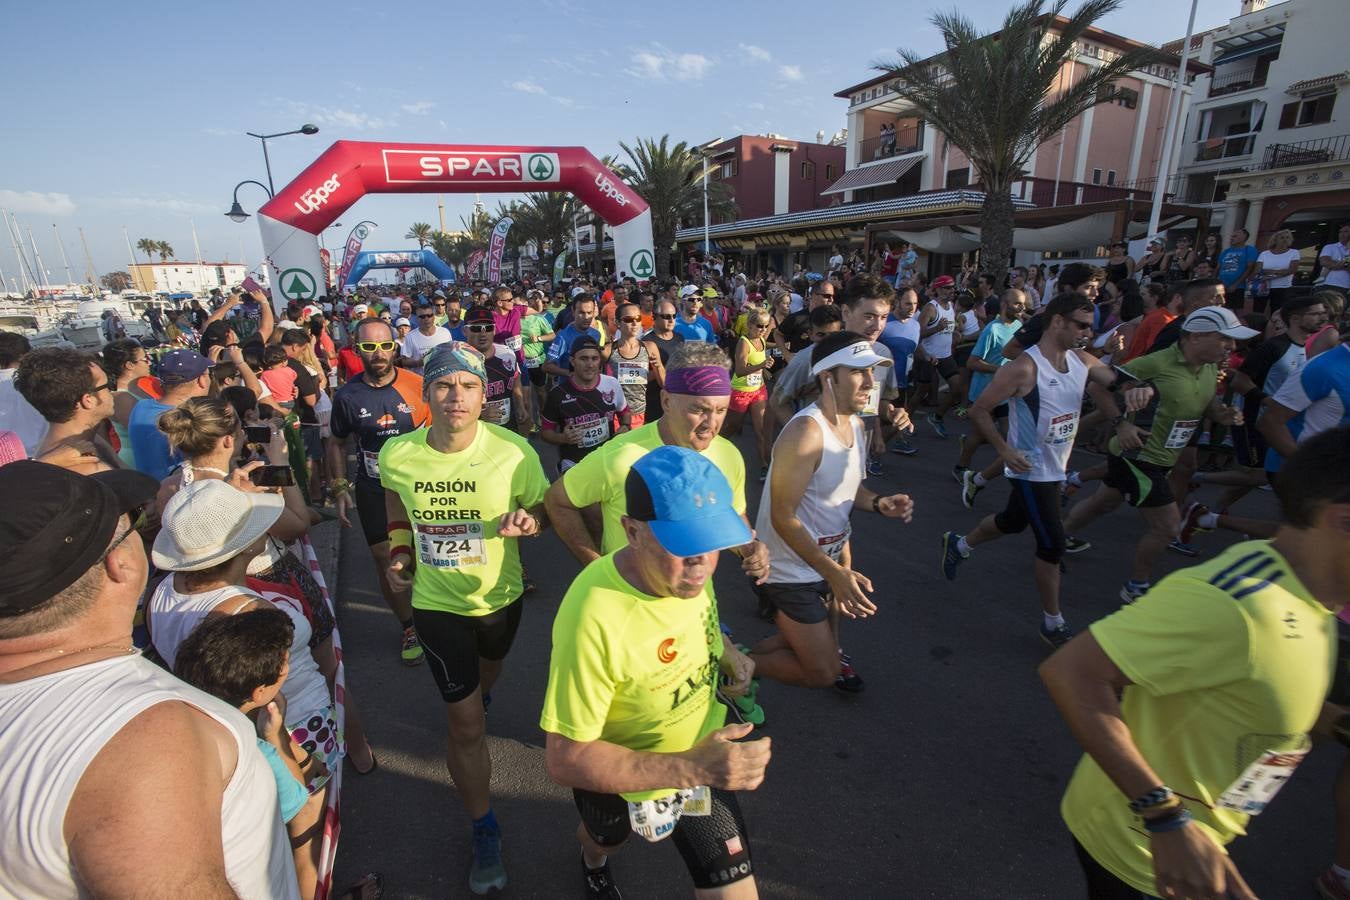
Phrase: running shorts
[
  {"left": 914, "top": 355, "right": 959, "bottom": 383},
  {"left": 354, "top": 479, "right": 388, "bottom": 547},
  {"left": 756, "top": 581, "right": 831, "bottom": 625},
  {"left": 728, "top": 385, "right": 767, "bottom": 414},
  {"left": 527, "top": 366, "right": 546, "bottom": 388},
  {"left": 573, "top": 788, "right": 754, "bottom": 890},
  {"left": 993, "top": 478, "right": 1067, "bottom": 563},
  {"left": 413, "top": 602, "right": 523, "bottom": 703},
  {"left": 1103, "top": 454, "right": 1174, "bottom": 509}
]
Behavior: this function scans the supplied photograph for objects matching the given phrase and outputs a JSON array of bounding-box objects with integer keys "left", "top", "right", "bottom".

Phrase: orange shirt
[{"left": 1122, "top": 308, "right": 1176, "bottom": 362}]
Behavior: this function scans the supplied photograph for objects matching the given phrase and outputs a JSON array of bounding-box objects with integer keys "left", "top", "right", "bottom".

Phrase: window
[
  {"left": 945, "top": 167, "right": 969, "bottom": 188},
  {"left": 1279, "top": 92, "right": 1336, "bottom": 128},
  {"left": 1092, "top": 168, "right": 1102, "bottom": 185},
  {"left": 720, "top": 159, "right": 737, "bottom": 178},
  {"left": 801, "top": 161, "right": 815, "bottom": 180},
  {"left": 825, "top": 164, "right": 836, "bottom": 181},
  {"left": 1107, "top": 170, "right": 1117, "bottom": 187}
]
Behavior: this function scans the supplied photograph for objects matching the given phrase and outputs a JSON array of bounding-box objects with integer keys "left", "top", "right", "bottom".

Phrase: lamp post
[
  {"left": 224, "top": 180, "right": 274, "bottom": 224},
  {"left": 244, "top": 124, "right": 319, "bottom": 196},
  {"left": 695, "top": 137, "right": 723, "bottom": 259},
  {"left": 1146, "top": 0, "right": 1199, "bottom": 242}
]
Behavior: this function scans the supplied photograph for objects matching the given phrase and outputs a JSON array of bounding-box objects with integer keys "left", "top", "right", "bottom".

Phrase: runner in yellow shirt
[
  {"left": 379, "top": 342, "right": 550, "bottom": 896},
  {"left": 541, "top": 445, "right": 771, "bottom": 899},
  {"left": 1040, "top": 425, "right": 1350, "bottom": 899}
]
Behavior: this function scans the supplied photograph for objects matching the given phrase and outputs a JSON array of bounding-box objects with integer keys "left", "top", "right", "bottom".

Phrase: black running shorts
[
  {"left": 354, "top": 479, "right": 388, "bottom": 548},
  {"left": 573, "top": 788, "right": 754, "bottom": 889},
  {"left": 757, "top": 580, "right": 831, "bottom": 625},
  {"left": 993, "top": 478, "right": 1067, "bottom": 563},
  {"left": 1103, "top": 454, "right": 1175, "bottom": 509},
  {"left": 413, "top": 602, "right": 523, "bottom": 703}
]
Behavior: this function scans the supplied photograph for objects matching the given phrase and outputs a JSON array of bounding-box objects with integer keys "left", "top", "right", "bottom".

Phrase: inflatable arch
[
  {"left": 342, "top": 249, "right": 456, "bottom": 288},
  {"left": 257, "top": 141, "right": 654, "bottom": 311}
]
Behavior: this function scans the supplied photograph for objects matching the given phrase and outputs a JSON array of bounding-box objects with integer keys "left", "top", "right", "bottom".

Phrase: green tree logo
[
  {"left": 279, "top": 268, "right": 317, "bottom": 301},
  {"left": 526, "top": 154, "right": 556, "bottom": 181},
  {"left": 629, "top": 249, "right": 654, "bottom": 279}
]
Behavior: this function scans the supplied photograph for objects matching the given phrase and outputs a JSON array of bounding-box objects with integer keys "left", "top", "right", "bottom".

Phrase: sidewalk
[{"left": 308, "top": 518, "right": 342, "bottom": 603}]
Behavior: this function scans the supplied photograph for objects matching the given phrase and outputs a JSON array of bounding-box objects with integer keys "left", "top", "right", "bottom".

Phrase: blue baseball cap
[
  {"left": 158, "top": 349, "right": 213, "bottom": 384},
  {"left": 625, "top": 445, "right": 751, "bottom": 557}
]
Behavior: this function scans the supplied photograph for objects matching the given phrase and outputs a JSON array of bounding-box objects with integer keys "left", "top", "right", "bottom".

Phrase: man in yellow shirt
[
  {"left": 541, "top": 445, "right": 770, "bottom": 898},
  {"left": 379, "top": 342, "right": 550, "bottom": 896},
  {"left": 1041, "top": 425, "right": 1350, "bottom": 899}
]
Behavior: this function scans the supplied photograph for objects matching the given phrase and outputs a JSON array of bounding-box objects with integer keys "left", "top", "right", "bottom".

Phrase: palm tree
[
  {"left": 875, "top": 0, "right": 1159, "bottom": 271},
  {"left": 135, "top": 238, "right": 158, "bottom": 262},
  {"left": 459, "top": 208, "right": 494, "bottom": 245},
  {"left": 155, "top": 241, "right": 175, "bottom": 262},
  {"left": 618, "top": 136, "right": 733, "bottom": 279},
  {"left": 512, "top": 192, "right": 579, "bottom": 266},
  {"left": 405, "top": 222, "right": 433, "bottom": 248}
]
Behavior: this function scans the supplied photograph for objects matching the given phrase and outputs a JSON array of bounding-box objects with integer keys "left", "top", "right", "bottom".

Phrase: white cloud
[
  {"left": 277, "top": 99, "right": 391, "bottom": 131},
  {"left": 509, "top": 79, "right": 548, "bottom": 95},
  {"left": 0, "top": 190, "right": 76, "bottom": 216},
  {"left": 779, "top": 64, "right": 804, "bottom": 82},
  {"left": 738, "top": 43, "right": 771, "bottom": 62},
  {"left": 626, "top": 46, "right": 711, "bottom": 82},
  {"left": 400, "top": 100, "right": 435, "bottom": 115},
  {"left": 93, "top": 196, "right": 216, "bottom": 215}
]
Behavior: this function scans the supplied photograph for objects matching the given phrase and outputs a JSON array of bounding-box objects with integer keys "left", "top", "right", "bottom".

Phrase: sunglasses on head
[{"left": 355, "top": 340, "right": 398, "bottom": 352}]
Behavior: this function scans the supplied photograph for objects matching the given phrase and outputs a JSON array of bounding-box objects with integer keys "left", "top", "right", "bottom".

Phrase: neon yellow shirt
[
  {"left": 1062, "top": 541, "right": 1335, "bottom": 893},
  {"left": 539, "top": 553, "right": 726, "bottom": 801},
  {"left": 561, "top": 421, "right": 747, "bottom": 554},
  {"left": 731, "top": 336, "right": 766, "bottom": 393},
  {"left": 378, "top": 422, "right": 549, "bottom": 616}
]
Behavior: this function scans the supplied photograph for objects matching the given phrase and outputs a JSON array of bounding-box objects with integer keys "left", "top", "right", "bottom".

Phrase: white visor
[{"left": 810, "top": 341, "right": 893, "bottom": 377}]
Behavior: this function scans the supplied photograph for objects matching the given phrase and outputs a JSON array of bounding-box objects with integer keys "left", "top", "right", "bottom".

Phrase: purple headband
[{"left": 665, "top": 365, "right": 731, "bottom": 397}]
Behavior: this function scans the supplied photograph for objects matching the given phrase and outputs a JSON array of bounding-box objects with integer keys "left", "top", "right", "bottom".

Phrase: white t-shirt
[
  {"left": 788, "top": 292, "right": 805, "bottom": 314},
  {"left": 0, "top": 369, "right": 48, "bottom": 455},
  {"left": 401, "top": 326, "right": 453, "bottom": 366},
  {"left": 1258, "top": 248, "right": 1302, "bottom": 289},
  {"left": 1319, "top": 242, "right": 1350, "bottom": 289},
  {"left": 828, "top": 253, "right": 844, "bottom": 272}
]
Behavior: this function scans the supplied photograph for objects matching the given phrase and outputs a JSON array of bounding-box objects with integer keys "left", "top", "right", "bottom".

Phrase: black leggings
[
  {"left": 573, "top": 788, "right": 753, "bottom": 889},
  {"left": 994, "top": 478, "right": 1067, "bottom": 563}
]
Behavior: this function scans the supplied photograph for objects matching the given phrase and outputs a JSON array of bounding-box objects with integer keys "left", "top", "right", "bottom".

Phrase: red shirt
[
  {"left": 336, "top": 346, "right": 365, "bottom": 381},
  {"left": 1122, "top": 308, "right": 1176, "bottom": 362}
]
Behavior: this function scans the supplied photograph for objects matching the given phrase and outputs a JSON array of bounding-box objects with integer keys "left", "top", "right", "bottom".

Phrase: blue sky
[{"left": 0, "top": 0, "right": 1227, "bottom": 286}]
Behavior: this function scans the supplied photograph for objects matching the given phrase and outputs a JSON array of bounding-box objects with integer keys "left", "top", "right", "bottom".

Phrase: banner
[
  {"left": 319, "top": 248, "right": 332, "bottom": 292},
  {"left": 553, "top": 249, "right": 568, "bottom": 285},
  {"left": 335, "top": 221, "right": 375, "bottom": 295},
  {"left": 465, "top": 249, "right": 486, "bottom": 281},
  {"left": 486, "top": 216, "right": 514, "bottom": 285}
]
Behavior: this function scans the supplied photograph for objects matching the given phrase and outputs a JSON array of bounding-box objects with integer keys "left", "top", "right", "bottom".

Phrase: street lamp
[
  {"left": 696, "top": 137, "right": 723, "bottom": 257},
  {"left": 245, "top": 124, "right": 320, "bottom": 195},
  {"left": 318, "top": 222, "right": 344, "bottom": 252},
  {"left": 225, "top": 180, "right": 274, "bottom": 223}
]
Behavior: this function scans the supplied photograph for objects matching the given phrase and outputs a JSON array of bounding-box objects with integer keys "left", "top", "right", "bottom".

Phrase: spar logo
[
  {"left": 278, "top": 268, "right": 317, "bottom": 301},
  {"left": 526, "top": 154, "right": 556, "bottom": 181},
  {"left": 293, "top": 173, "right": 341, "bottom": 215},
  {"left": 629, "top": 249, "right": 654, "bottom": 279},
  {"left": 594, "top": 172, "right": 630, "bottom": 206},
  {"left": 657, "top": 638, "right": 678, "bottom": 664}
]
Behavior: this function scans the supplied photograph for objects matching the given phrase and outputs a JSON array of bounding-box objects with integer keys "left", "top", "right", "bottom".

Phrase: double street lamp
[{"left": 246, "top": 124, "right": 319, "bottom": 196}]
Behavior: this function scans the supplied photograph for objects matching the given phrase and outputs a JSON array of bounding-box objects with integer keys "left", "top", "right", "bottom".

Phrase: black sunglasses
[
  {"left": 466, "top": 324, "right": 495, "bottom": 333},
  {"left": 101, "top": 506, "right": 150, "bottom": 562},
  {"left": 656, "top": 313, "right": 676, "bottom": 320}
]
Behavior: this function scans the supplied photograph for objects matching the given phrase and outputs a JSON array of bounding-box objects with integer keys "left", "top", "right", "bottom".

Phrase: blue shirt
[
  {"left": 1265, "top": 344, "right": 1350, "bottom": 472},
  {"left": 968, "top": 319, "right": 1023, "bottom": 403},
  {"left": 257, "top": 739, "right": 308, "bottom": 824},
  {"left": 878, "top": 317, "right": 920, "bottom": 388},
  {"left": 1217, "top": 245, "right": 1259, "bottom": 289},
  {"left": 546, "top": 324, "right": 603, "bottom": 373},
  {"left": 673, "top": 316, "right": 716, "bottom": 344},
  {"left": 127, "top": 398, "right": 178, "bottom": 480}
]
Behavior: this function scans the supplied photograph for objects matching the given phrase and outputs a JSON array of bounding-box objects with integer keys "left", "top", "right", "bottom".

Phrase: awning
[
  {"left": 1213, "top": 36, "right": 1282, "bottom": 65},
  {"left": 821, "top": 154, "right": 923, "bottom": 195},
  {"left": 878, "top": 226, "right": 980, "bottom": 254},
  {"left": 1287, "top": 72, "right": 1349, "bottom": 95}
]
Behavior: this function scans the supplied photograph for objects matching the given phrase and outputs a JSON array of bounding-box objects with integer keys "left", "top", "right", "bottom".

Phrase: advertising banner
[
  {"left": 553, "top": 250, "right": 568, "bottom": 285},
  {"left": 486, "top": 216, "right": 514, "bottom": 285},
  {"left": 335, "top": 222, "right": 374, "bottom": 295},
  {"left": 464, "top": 249, "right": 486, "bottom": 280}
]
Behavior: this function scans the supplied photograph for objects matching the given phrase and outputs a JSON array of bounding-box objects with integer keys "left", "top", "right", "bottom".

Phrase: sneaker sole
[
  {"left": 402, "top": 652, "right": 424, "bottom": 667},
  {"left": 834, "top": 679, "right": 865, "bottom": 693},
  {"left": 1063, "top": 542, "right": 1091, "bottom": 554},
  {"left": 1119, "top": 587, "right": 1142, "bottom": 605}
]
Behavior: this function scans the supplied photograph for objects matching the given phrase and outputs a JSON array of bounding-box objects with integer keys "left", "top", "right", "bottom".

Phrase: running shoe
[
  {"left": 891, "top": 438, "right": 918, "bottom": 456},
  {"left": 583, "top": 856, "right": 622, "bottom": 900},
  {"left": 866, "top": 456, "right": 884, "bottom": 477},
  {"left": 1314, "top": 868, "right": 1350, "bottom": 900},
  {"left": 1063, "top": 536, "right": 1092, "bottom": 554},
  {"left": 835, "top": 653, "right": 864, "bottom": 693},
  {"left": 401, "top": 626, "right": 424, "bottom": 666},
  {"left": 1220, "top": 434, "right": 1234, "bottom": 449},
  {"left": 1039, "top": 622, "right": 1075, "bottom": 650},
  {"left": 926, "top": 412, "right": 947, "bottom": 438},
  {"left": 1119, "top": 582, "right": 1149, "bottom": 605},
  {"left": 469, "top": 821, "right": 507, "bottom": 895},
  {"left": 1179, "top": 502, "right": 1214, "bottom": 545},
  {"left": 953, "top": 404, "right": 969, "bottom": 419},
  {"left": 1167, "top": 539, "right": 1199, "bottom": 557},
  {"left": 961, "top": 469, "right": 982, "bottom": 509},
  {"left": 952, "top": 463, "right": 968, "bottom": 484},
  {"left": 940, "top": 531, "right": 967, "bottom": 580}
]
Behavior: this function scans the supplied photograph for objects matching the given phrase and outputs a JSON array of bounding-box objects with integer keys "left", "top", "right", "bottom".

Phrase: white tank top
[
  {"left": 1006, "top": 345, "right": 1089, "bottom": 481},
  {"left": 0, "top": 654, "right": 298, "bottom": 899},
  {"left": 919, "top": 300, "right": 956, "bottom": 359},
  {"left": 756, "top": 404, "right": 866, "bottom": 584},
  {"left": 149, "top": 578, "right": 332, "bottom": 728}
]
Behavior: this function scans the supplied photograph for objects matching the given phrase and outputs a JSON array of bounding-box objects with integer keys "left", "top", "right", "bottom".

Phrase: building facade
[
  {"left": 700, "top": 134, "right": 846, "bottom": 222},
  {"left": 129, "top": 262, "right": 248, "bottom": 295}
]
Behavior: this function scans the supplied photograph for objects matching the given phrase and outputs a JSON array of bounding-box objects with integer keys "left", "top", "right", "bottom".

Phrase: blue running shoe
[
  {"left": 926, "top": 412, "right": 947, "bottom": 438},
  {"left": 469, "top": 821, "right": 507, "bottom": 895},
  {"left": 940, "top": 531, "right": 967, "bottom": 581}
]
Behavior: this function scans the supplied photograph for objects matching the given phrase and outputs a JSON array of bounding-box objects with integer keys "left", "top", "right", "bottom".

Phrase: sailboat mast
[
  {"left": 53, "top": 224, "right": 76, "bottom": 286},
  {"left": 78, "top": 228, "right": 99, "bottom": 288}
]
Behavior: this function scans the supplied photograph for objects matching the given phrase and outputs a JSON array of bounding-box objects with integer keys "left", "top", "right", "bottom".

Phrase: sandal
[{"left": 338, "top": 872, "right": 384, "bottom": 900}]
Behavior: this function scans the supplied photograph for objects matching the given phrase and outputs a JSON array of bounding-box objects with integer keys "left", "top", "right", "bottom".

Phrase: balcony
[
  {"left": 1207, "top": 68, "right": 1268, "bottom": 98},
  {"left": 1259, "top": 133, "right": 1350, "bottom": 170},
  {"left": 857, "top": 128, "right": 923, "bottom": 165},
  {"left": 1193, "top": 133, "right": 1258, "bottom": 163}
]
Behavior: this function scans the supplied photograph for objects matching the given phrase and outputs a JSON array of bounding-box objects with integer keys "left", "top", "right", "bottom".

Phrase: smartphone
[
  {"left": 249, "top": 465, "right": 295, "bottom": 488},
  {"left": 243, "top": 425, "right": 273, "bottom": 445},
  {"left": 241, "top": 274, "right": 262, "bottom": 294}
]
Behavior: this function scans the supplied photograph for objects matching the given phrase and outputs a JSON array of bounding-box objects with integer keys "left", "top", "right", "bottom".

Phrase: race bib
[
  {"left": 817, "top": 528, "right": 850, "bottom": 561},
  {"left": 1164, "top": 418, "right": 1199, "bottom": 449},
  {"left": 627, "top": 787, "right": 710, "bottom": 843},
  {"left": 616, "top": 361, "right": 646, "bottom": 386},
  {"left": 862, "top": 383, "right": 881, "bottom": 417},
  {"left": 569, "top": 419, "right": 610, "bottom": 448},
  {"left": 1046, "top": 411, "right": 1079, "bottom": 445},
  {"left": 942, "top": 318, "right": 956, "bottom": 334},
  {"left": 503, "top": 333, "right": 523, "bottom": 352},
  {"left": 483, "top": 398, "right": 511, "bottom": 425},
  {"left": 361, "top": 449, "right": 380, "bottom": 479},
  {"left": 1217, "top": 747, "right": 1307, "bottom": 815},
  {"left": 415, "top": 522, "right": 487, "bottom": 569},
  {"left": 743, "top": 371, "right": 763, "bottom": 389}
]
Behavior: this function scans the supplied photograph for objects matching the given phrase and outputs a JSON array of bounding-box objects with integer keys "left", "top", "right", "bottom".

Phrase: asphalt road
[{"left": 330, "top": 416, "right": 1334, "bottom": 899}]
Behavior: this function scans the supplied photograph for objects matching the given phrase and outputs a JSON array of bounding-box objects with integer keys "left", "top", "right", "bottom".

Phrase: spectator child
[{"left": 258, "top": 345, "right": 298, "bottom": 409}]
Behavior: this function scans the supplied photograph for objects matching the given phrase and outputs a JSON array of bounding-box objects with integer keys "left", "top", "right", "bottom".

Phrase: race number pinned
[
  {"left": 1217, "top": 747, "right": 1308, "bottom": 815},
  {"left": 415, "top": 522, "right": 487, "bottom": 569},
  {"left": 1165, "top": 418, "right": 1200, "bottom": 450},
  {"left": 1046, "top": 411, "right": 1080, "bottom": 445},
  {"left": 627, "top": 786, "right": 709, "bottom": 842}
]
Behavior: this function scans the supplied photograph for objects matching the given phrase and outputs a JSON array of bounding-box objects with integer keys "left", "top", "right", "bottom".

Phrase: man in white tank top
[
  {"left": 750, "top": 333, "right": 915, "bottom": 692},
  {"left": 0, "top": 462, "right": 299, "bottom": 899},
  {"left": 914, "top": 275, "right": 963, "bottom": 437},
  {"left": 938, "top": 295, "right": 1155, "bottom": 648}
]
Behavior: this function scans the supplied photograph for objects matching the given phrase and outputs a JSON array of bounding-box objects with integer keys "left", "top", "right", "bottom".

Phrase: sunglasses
[
  {"left": 1068, "top": 318, "right": 1094, "bottom": 331},
  {"left": 355, "top": 340, "right": 398, "bottom": 352},
  {"left": 87, "top": 381, "right": 112, "bottom": 395},
  {"left": 656, "top": 313, "right": 676, "bottom": 320},
  {"left": 435, "top": 303, "right": 446, "bottom": 308},
  {"left": 417, "top": 313, "right": 435, "bottom": 319},
  {"left": 620, "top": 316, "right": 642, "bottom": 324},
  {"left": 101, "top": 506, "right": 150, "bottom": 562},
  {"left": 466, "top": 323, "right": 495, "bottom": 333}
]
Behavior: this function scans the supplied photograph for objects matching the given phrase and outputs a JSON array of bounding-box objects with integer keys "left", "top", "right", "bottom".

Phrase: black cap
[
  {"left": 464, "top": 305, "right": 495, "bottom": 325},
  {"left": 0, "top": 462, "right": 159, "bottom": 617},
  {"left": 570, "top": 336, "right": 601, "bottom": 357}
]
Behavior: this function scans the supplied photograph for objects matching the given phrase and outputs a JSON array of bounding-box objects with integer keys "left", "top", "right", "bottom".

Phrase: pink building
[{"left": 701, "top": 134, "right": 846, "bottom": 223}]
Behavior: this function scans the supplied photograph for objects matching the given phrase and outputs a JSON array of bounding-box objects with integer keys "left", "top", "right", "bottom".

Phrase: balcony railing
[
  {"left": 1260, "top": 134, "right": 1350, "bottom": 170},
  {"left": 857, "top": 130, "right": 923, "bottom": 163},
  {"left": 998, "top": 175, "right": 1215, "bottom": 209},
  {"left": 1193, "top": 133, "right": 1258, "bottom": 162},
  {"left": 1207, "top": 68, "right": 1269, "bottom": 98}
]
